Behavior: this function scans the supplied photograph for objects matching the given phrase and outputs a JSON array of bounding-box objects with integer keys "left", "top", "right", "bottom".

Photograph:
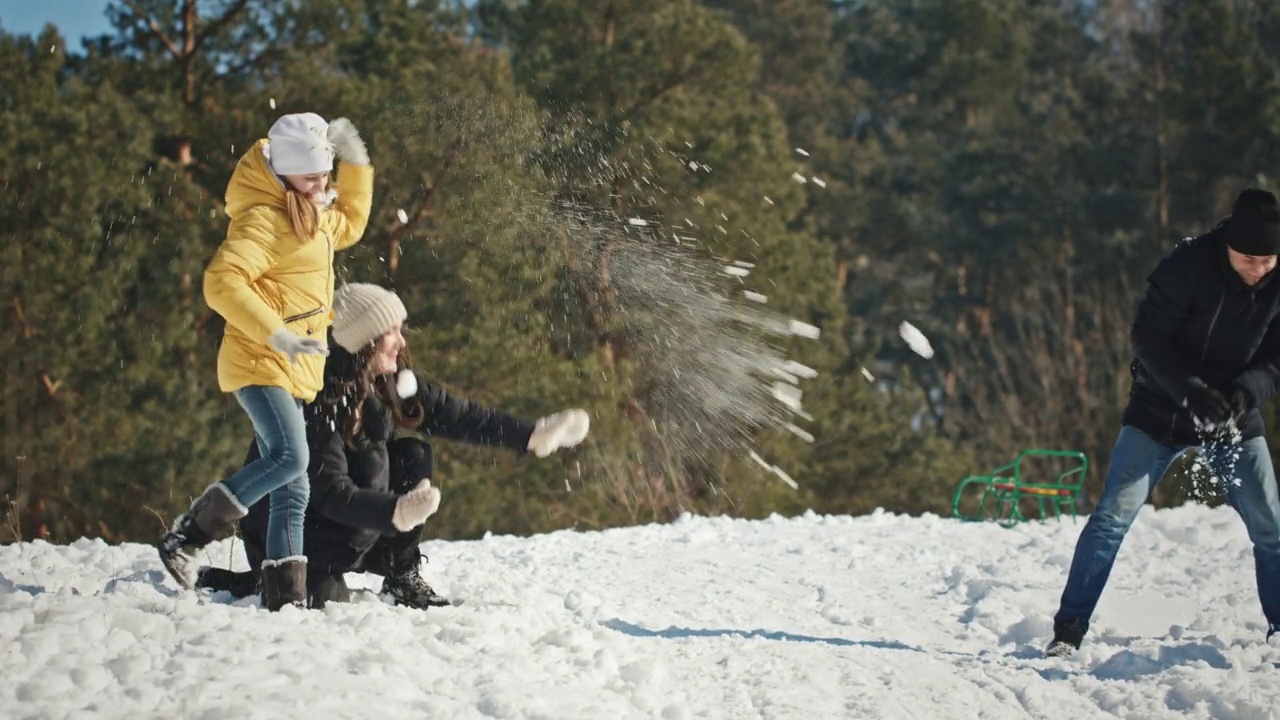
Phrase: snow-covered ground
[{"left": 3, "top": 504, "right": 1279, "bottom": 719}]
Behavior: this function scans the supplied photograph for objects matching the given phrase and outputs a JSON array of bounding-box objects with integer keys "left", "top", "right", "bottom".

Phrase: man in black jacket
[{"left": 1047, "top": 188, "right": 1280, "bottom": 656}]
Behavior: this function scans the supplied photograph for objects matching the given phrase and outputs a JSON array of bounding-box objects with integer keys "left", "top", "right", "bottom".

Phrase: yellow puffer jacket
[{"left": 204, "top": 138, "right": 374, "bottom": 402}]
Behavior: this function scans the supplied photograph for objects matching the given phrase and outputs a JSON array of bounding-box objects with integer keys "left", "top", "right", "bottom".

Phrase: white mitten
[
  {"left": 391, "top": 479, "right": 440, "bottom": 532},
  {"left": 527, "top": 409, "right": 591, "bottom": 458},
  {"left": 268, "top": 328, "right": 328, "bottom": 364},
  {"left": 327, "top": 117, "right": 369, "bottom": 166}
]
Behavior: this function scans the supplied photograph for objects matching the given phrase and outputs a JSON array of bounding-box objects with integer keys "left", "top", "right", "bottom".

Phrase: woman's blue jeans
[
  {"left": 220, "top": 385, "right": 310, "bottom": 560},
  {"left": 1055, "top": 425, "right": 1280, "bottom": 634}
]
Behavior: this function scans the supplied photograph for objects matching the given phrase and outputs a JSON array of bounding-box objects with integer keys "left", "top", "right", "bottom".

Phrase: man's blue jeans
[
  {"left": 1055, "top": 425, "right": 1280, "bottom": 633},
  {"left": 221, "top": 386, "right": 310, "bottom": 560}
]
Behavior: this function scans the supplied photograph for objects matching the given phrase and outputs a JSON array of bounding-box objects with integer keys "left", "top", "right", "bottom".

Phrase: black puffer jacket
[
  {"left": 1123, "top": 221, "right": 1280, "bottom": 446},
  {"left": 241, "top": 347, "right": 536, "bottom": 573}
]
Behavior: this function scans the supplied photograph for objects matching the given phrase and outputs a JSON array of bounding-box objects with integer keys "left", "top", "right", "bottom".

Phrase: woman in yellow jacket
[{"left": 159, "top": 112, "right": 373, "bottom": 610}]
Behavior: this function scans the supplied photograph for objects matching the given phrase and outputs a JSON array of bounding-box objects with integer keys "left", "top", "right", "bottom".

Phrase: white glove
[
  {"left": 327, "top": 117, "right": 369, "bottom": 166},
  {"left": 527, "top": 409, "right": 591, "bottom": 458},
  {"left": 391, "top": 479, "right": 440, "bottom": 532},
  {"left": 268, "top": 328, "right": 328, "bottom": 364}
]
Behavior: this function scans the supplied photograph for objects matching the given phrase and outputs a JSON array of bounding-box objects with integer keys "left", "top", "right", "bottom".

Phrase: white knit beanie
[
  {"left": 265, "top": 112, "right": 335, "bottom": 176},
  {"left": 331, "top": 283, "right": 408, "bottom": 353}
]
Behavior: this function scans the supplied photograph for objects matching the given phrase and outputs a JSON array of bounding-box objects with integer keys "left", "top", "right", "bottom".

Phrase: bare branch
[
  {"left": 11, "top": 297, "right": 32, "bottom": 339},
  {"left": 120, "top": 0, "right": 183, "bottom": 60},
  {"left": 194, "top": 0, "right": 253, "bottom": 52},
  {"left": 384, "top": 137, "right": 467, "bottom": 277}
]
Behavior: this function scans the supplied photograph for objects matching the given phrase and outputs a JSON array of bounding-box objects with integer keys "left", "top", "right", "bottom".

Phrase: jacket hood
[{"left": 225, "top": 139, "right": 286, "bottom": 218}]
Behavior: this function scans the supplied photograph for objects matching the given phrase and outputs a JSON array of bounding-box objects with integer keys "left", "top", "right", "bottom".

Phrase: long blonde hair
[{"left": 284, "top": 189, "right": 320, "bottom": 241}]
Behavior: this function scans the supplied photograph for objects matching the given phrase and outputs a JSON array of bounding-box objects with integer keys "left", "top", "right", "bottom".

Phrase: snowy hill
[{"left": 3, "top": 505, "right": 1279, "bottom": 719}]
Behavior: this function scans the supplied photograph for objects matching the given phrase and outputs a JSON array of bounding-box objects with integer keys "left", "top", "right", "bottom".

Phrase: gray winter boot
[
  {"left": 159, "top": 483, "right": 247, "bottom": 589},
  {"left": 260, "top": 557, "right": 308, "bottom": 611}
]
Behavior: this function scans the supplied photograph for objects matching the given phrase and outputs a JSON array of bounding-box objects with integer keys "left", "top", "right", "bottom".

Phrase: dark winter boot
[
  {"left": 380, "top": 569, "right": 451, "bottom": 609},
  {"left": 195, "top": 567, "right": 259, "bottom": 599},
  {"left": 158, "top": 483, "right": 248, "bottom": 589},
  {"left": 378, "top": 549, "right": 450, "bottom": 609},
  {"left": 260, "top": 557, "right": 308, "bottom": 611},
  {"left": 1045, "top": 617, "right": 1089, "bottom": 657},
  {"left": 308, "top": 573, "right": 351, "bottom": 610},
  {"left": 361, "top": 511, "right": 448, "bottom": 609}
]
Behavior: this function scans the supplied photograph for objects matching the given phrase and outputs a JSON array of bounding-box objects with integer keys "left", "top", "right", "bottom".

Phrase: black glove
[
  {"left": 1184, "top": 377, "right": 1232, "bottom": 425},
  {"left": 1226, "top": 385, "right": 1254, "bottom": 424}
]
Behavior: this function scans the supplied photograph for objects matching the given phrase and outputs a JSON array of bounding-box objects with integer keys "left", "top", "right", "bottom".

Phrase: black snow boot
[
  {"left": 381, "top": 569, "right": 450, "bottom": 609},
  {"left": 195, "top": 567, "right": 259, "bottom": 599},
  {"left": 159, "top": 483, "right": 247, "bottom": 589},
  {"left": 1045, "top": 617, "right": 1089, "bottom": 657},
  {"left": 260, "top": 557, "right": 308, "bottom": 611},
  {"left": 362, "top": 518, "right": 449, "bottom": 609}
]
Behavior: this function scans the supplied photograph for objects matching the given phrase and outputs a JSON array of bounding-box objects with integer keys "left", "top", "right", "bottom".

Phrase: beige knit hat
[{"left": 331, "top": 283, "right": 407, "bottom": 352}]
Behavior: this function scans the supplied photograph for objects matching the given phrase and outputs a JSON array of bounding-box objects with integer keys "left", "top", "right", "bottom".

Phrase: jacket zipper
[
  {"left": 1173, "top": 290, "right": 1227, "bottom": 438},
  {"left": 284, "top": 306, "right": 326, "bottom": 324},
  {"left": 1196, "top": 290, "right": 1226, "bottom": 367},
  {"left": 283, "top": 231, "right": 336, "bottom": 327}
]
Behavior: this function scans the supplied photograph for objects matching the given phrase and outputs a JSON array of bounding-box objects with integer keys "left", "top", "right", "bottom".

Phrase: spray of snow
[
  {"left": 1188, "top": 421, "right": 1245, "bottom": 501},
  {"left": 541, "top": 195, "right": 821, "bottom": 489},
  {"left": 363, "top": 94, "right": 822, "bottom": 495}
]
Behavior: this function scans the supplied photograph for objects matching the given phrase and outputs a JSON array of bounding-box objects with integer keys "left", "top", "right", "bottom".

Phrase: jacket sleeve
[
  {"left": 411, "top": 375, "right": 535, "bottom": 452},
  {"left": 1232, "top": 319, "right": 1280, "bottom": 404},
  {"left": 307, "top": 418, "right": 400, "bottom": 535},
  {"left": 1131, "top": 243, "right": 1199, "bottom": 403},
  {"left": 203, "top": 206, "right": 287, "bottom": 345},
  {"left": 331, "top": 162, "right": 374, "bottom": 251}
]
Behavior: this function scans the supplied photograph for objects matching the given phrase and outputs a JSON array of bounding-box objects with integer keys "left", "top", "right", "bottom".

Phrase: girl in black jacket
[{"left": 198, "top": 283, "right": 590, "bottom": 609}]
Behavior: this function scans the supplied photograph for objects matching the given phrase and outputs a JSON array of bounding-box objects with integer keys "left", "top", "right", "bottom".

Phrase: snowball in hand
[{"left": 899, "top": 321, "right": 934, "bottom": 359}]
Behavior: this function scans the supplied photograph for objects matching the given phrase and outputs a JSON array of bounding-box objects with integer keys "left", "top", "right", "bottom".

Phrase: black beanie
[{"left": 1226, "top": 188, "right": 1280, "bottom": 256}]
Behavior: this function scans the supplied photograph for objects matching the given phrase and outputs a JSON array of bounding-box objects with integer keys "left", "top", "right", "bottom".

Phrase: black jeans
[{"left": 306, "top": 437, "right": 433, "bottom": 607}]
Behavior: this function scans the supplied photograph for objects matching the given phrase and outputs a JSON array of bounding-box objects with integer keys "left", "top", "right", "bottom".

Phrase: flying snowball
[{"left": 899, "top": 321, "right": 934, "bottom": 359}]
